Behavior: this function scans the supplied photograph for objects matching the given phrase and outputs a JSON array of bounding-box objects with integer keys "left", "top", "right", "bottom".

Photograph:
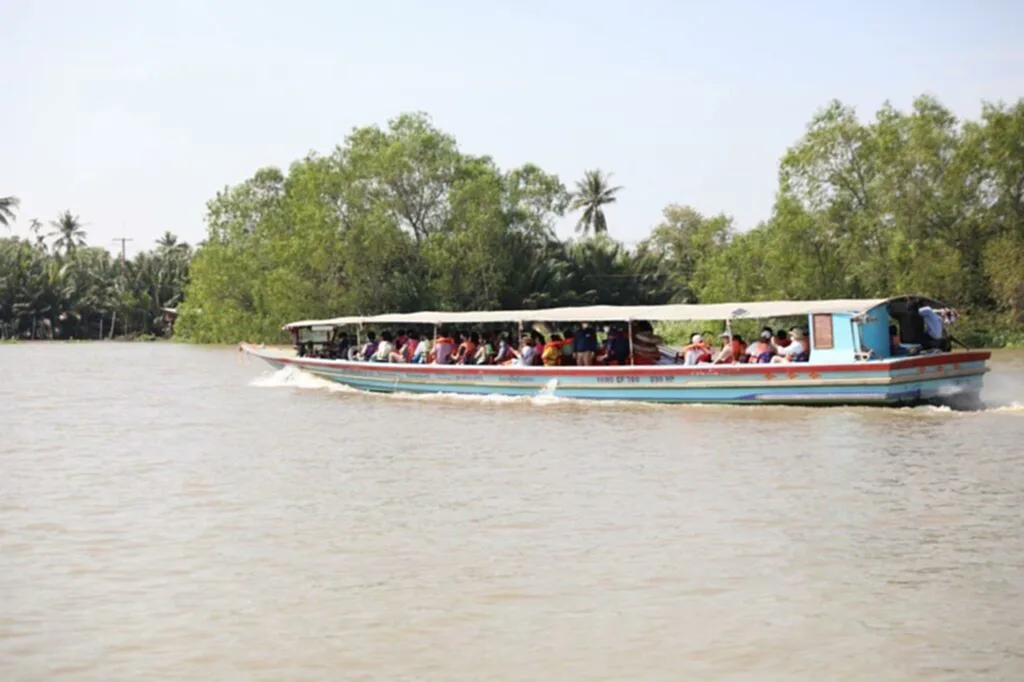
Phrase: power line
[{"left": 112, "top": 237, "right": 133, "bottom": 265}]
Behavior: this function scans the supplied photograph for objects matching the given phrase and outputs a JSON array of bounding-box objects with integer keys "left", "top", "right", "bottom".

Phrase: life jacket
[
  {"left": 730, "top": 340, "right": 747, "bottom": 363},
  {"left": 541, "top": 341, "right": 561, "bottom": 366},
  {"left": 456, "top": 341, "right": 477, "bottom": 364},
  {"left": 432, "top": 337, "right": 455, "bottom": 364}
]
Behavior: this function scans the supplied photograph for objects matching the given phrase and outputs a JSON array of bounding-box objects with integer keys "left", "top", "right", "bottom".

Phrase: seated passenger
[
  {"left": 475, "top": 333, "right": 495, "bottom": 365},
  {"left": 401, "top": 331, "right": 420, "bottom": 362},
  {"left": 772, "top": 328, "right": 808, "bottom": 363},
  {"left": 560, "top": 331, "right": 576, "bottom": 365},
  {"left": 454, "top": 331, "right": 478, "bottom": 365},
  {"left": 432, "top": 330, "right": 455, "bottom": 364},
  {"left": 360, "top": 331, "right": 378, "bottom": 362},
  {"left": 542, "top": 334, "right": 563, "bottom": 366},
  {"left": 368, "top": 329, "right": 399, "bottom": 360},
  {"left": 889, "top": 324, "right": 909, "bottom": 357},
  {"left": 713, "top": 333, "right": 747, "bottom": 364},
  {"left": 336, "top": 332, "right": 351, "bottom": 360},
  {"left": 530, "top": 332, "right": 546, "bottom": 365},
  {"left": 601, "top": 328, "right": 630, "bottom": 365},
  {"left": 370, "top": 331, "right": 395, "bottom": 362},
  {"left": 747, "top": 330, "right": 776, "bottom": 364},
  {"left": 773, "top": 329, "right": 791, "bottom": 351},
  {"left": 517, "top": 337, "right": 538, "bottom": 366},
  {"left": 494, "top": 334, "right": 514, "bottom": 364},
  {"left": 677, "top": 333, "right": 711, "bottom": 365},
  {"left": 412, "top": 335, "right": 430, "bottom": 363}
]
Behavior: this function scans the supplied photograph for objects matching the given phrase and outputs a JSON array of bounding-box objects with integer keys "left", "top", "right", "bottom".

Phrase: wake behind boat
[{"left": 241, "top": 296, "right": 991, "bottom": 409}]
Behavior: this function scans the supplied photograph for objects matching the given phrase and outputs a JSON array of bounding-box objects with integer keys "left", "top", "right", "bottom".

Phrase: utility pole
[{"left": 112, "top": 237, "right": 133, "bottom": 266}]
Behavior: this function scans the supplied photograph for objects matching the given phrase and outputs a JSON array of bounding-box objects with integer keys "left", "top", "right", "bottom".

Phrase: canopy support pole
[{"left": 628, "top": 320, "right": 634, "bottom": 365}]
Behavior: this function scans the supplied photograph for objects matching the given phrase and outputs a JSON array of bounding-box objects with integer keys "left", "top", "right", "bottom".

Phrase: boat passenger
[
  {"left": 494, "top": 334, "right": 514, "bottom": 364},
  {"left": 560, "top": 332, "right": 576, "bottom": 365},
  {"left": 917, "top": 304, "right": 948, "bottom": 351},
  {"left": 530, "top": 332, "right": 546, "bottom": 365},
  {"left": 453, "top": 331, "right": 478, "bottom": 365},
  {"left": 602, "top": 328, "right": 630, "bottom": 365},
  {"left": 517, "top": 337, "right": 538, "bottom": 366},
  {"left": 432, "top": 330, "right": 455, "bottom": 364},
  {"left": 370, "top": 331, "right": 396, "bottom": 362},
  {"left": 678, "top": 334, "right": 711, "bottom": 365},
  {"left": 448, "top": 330, "right": 467, "bottom": 364},
  {"left": 336, "top": 332, "right": 351, "bottom": 360},
  {"left": 412, "top": 335, "right": 430, "bottom": 363},
  {"left": 889, "top": 324, "right": 909, "bottom": 357},
  {"left": 574, "top": 323, "right": 598, "bottom": 366},
  {"left": 542, "top": 334, "right": 563, "bottom": 366},
  {"left": 475, "top": 332, "right": 495, "bottom": 365},
  {"left": 402, "top": 331, "right": 420, "bottom": 362},
  {"left": 771, "top": 328, "right": 808, "bottom": 363},
  {"left": 360, "top": 331, "right": 378, "bottom": 361},
  {"left": 713, "top": 333, "right": 747, "bottom": 364},
  {"left": 773, "top": 329, "right": 791, "bottom": 351},
  {"left": 747, "top": 330, "right": 776, "bottom": 363}
]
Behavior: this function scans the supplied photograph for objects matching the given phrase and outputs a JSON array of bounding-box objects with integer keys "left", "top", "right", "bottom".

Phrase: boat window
[{"left": 812, "top": 314, "right": 834, "bottom": 349}]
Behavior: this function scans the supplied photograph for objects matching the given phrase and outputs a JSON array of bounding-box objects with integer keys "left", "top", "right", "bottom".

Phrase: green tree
[
  {"left": 569, "top": 169, "right": 621, "bottom": 236},
  {"left": 49, "top": 211, "right": 87, "bottom": 257},
  {"left": 640, "top": 205, "right": 733, "bottom": 302},
  {"left": 0, "top": 196, "right": 18, "bottom": 229}
]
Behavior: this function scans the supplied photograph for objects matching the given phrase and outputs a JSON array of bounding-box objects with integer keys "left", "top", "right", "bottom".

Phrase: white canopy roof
[{"left": 283, "top": 298, "right": 891, "bottom": 330}]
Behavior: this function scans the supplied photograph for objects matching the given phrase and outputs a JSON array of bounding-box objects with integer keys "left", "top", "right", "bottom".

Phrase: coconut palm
[
  {"left": 0, "top": 196, "right": 19, "bottom": 229},
  {"left": 28, "top": 219, "right": 47, "bottom": 250},
  {"left": 568, "top": 170, "right": 622, "bottom": 237},
  {"left": 49, "top": 211, "right": 88, "bottom": 257},
  {"left": 156, "top": 231, "right": 179, "bottom": 251}
]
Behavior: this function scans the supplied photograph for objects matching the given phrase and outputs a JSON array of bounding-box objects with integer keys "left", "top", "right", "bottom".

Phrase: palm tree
[
  {"left": 0, "top": 196, "right": 19, "bottom": 229},
  {"left": 569, "top": 170, "right": 622, "bottom": 237},
  {"left": 156, "top": 231, "right": 179, "bottom": 251},
  {"left": 28, "top": 219, "right": 47, "bottom": 250},
  {"left": 49, "top": 211, "right": 87, "bottom": 257}
]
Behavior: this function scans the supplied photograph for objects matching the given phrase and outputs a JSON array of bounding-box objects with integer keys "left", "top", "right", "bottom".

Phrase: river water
[{"left": 1, "top": 344, "right": 1023, "bottom": 681}]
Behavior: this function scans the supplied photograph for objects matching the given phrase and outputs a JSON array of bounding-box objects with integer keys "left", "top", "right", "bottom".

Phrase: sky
[{"left": 2, "top": 0, "right": 1022, "bottom": 255}]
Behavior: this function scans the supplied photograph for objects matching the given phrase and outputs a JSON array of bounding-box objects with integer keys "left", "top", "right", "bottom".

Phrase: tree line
[
  {"left": 4, "top": 93, "right": 1022, "bottom": 346},
  {"left": 0, "top": 206, "right": 191, "bottom": 339}
]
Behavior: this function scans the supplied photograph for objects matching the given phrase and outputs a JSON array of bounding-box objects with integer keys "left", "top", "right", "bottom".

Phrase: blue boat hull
[{"left": 243, "top": 345, "right": 990, "bottom": 409}]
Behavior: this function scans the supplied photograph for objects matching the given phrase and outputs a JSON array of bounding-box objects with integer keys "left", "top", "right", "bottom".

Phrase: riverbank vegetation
[
  {"left": 0, "top": 214, "right": 191, "bottom": 339},
  {"left": 4, "top": 95, "right": 1023, "bottom": 346}
]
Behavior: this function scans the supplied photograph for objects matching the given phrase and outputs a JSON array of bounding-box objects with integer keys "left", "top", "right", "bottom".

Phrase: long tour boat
[{"left": 240, "top": 296, "right": 991, "bottom": 409}]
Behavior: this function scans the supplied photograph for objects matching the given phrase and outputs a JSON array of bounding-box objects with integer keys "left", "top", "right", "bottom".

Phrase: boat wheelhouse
[{"left": 241, "top": 296, "right": 990, "bottom": 409}]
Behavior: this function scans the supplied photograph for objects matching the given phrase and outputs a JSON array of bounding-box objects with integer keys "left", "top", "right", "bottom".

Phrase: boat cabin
[
  {"left": 279, "top": 296, "right": 962, "bottom": 367},
  {"left": 806, "top": 295, "right": 956, "bottom": 363}
]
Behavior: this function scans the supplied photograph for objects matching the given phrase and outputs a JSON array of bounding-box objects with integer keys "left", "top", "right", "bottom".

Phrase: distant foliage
[{"left": 0, "top": 225, "right": 192, "bottom": 339}]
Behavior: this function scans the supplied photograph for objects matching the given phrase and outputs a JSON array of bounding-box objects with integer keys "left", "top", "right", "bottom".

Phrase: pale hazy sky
[{"left": 2, "top": 0, "right": 1022, "bottom": 254}]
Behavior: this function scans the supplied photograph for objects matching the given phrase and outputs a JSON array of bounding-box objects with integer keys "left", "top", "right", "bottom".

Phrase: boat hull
[{"left": 241, "top": 345, "right": 990, "bottom": 409}]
